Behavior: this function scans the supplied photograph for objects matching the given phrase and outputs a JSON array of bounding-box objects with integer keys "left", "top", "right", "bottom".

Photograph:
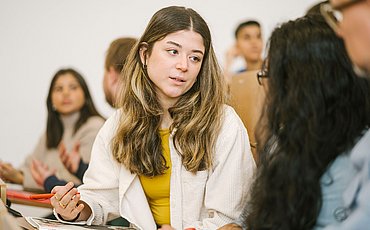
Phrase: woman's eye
[
  {"left": 53, "top": 87, "right": 62, "bottom": 92},
  {"left": 168, "top": 49, "right": 178, "bottom": 55},
  {"left": 190, "top": 56, "right": 202, "bottom": 63},
  {"left": 70, "top": 85, "right": 79, "bottom": 90}
]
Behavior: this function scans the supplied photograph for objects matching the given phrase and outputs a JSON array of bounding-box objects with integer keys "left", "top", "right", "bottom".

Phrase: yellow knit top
[{"left": 139, "top": 129, "right": 171, "bottom": 226}]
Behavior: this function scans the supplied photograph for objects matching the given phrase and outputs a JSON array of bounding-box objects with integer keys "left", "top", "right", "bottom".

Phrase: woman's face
[
  {"left": 141, "top": 30, "right": 205, "bottom": 107},
  {"left": 51, "top": 73, "right": 85, "bottom": 115}
]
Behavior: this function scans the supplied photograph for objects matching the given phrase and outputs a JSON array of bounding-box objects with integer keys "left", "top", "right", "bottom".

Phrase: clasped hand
[
  {"left": 30, "top": 141, "right": 81, "bottom": 187},
  {"left": 0, "top": 161, "right": 24, "bottom": 184},
  {"left": 30, "top": 159, "right": 56, "bottom": 187},
  {"left": 59, "top": 141, "right": 81, "bottom": 174}
]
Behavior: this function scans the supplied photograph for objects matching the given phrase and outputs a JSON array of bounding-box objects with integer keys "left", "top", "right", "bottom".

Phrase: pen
[{"left": 29, "top": 192, "right": 80, "bottom": 200}]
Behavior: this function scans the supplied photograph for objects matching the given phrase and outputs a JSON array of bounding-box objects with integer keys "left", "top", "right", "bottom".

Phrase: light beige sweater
[{"left": 19, "top": 113, "right": 105, "bottom": 191}]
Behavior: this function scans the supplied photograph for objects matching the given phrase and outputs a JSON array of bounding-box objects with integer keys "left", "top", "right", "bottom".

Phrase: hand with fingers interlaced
[
  {"left": 30, "top": 159, "right": 56, "bottom": 187},
  {"left": 58, "top": 141, "right": 81, "bottom": 174},
  {"left": 0, "top": 161, "right": 24, "bottom": 184},
  {"left": 51, "top": 182, "right": 91, "bottom": 221}
]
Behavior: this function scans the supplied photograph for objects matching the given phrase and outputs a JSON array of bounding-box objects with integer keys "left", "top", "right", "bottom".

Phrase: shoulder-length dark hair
[
  {"left": 46, "top": 68, "right": 103, "bottom": 149},
  {"left": 247, "top": 15, "right": 370, "bottom": 229}
]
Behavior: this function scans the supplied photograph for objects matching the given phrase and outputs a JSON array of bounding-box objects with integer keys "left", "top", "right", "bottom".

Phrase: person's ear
[
  {"left": 109, "top": 66, "right": 120, "bottom": 84},
  {"left": 108, "top": 66, "right": 119, "bottom": 84},
  {"left": 139, "top": 42, "right": 149, "bottom": 68}
]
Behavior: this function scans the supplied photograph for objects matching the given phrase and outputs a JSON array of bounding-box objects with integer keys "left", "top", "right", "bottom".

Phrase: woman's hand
[
  {"left": 30, "top": 159, "right": 56, "bottom": 187},
  {"left": 217, "top": 223, "right": 242, "bottom": 230},
  {"left": 0, "top": 161, "right": 24, "bottom": 184},
  {"left": 59, "top": 141, "right": 81, "bottom": 174},
  {"left": 51, "top": 182, "right": 87, "bottom": 221}
]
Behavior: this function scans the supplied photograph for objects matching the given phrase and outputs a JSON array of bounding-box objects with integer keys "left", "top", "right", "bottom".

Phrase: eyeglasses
[
  {"left": 257, "top": 60, "right": 269, "bottom": 85},
  {"left": 257, "top": 69, "right": 268, "bottom": 85},
  {"left": 320, "top": 0, "right": 364, "bottom": 32}
]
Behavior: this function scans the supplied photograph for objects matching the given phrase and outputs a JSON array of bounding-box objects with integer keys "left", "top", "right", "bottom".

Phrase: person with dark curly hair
[
  {"left": 219, "top": 14, "right": 370, "bottom": 230},
  {"left": 320, "top": 0, "right": 370, "bottom": 228}
]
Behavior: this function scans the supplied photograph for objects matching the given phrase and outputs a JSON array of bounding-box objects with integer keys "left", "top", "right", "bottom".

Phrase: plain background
[{"left": 0, "top": 0, "right": 318, "bottom": 167}]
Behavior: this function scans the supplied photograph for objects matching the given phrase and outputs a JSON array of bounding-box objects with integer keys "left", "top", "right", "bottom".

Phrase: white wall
[{"left": 0, "top": 0, "right": 318, "bottom": 166}]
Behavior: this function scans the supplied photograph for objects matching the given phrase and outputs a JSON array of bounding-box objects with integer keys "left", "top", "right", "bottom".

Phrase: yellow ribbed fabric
[{"left": 139, "top": 129, "right": 171, "bottom": 226}]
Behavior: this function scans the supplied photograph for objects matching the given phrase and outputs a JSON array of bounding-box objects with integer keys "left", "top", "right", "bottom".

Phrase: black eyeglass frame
[
  {"left": 256, "top": 70, "right": 268, "bottom": 85},
  {"left": 257, "top": 59, "right": 269, "bottom": 85}
]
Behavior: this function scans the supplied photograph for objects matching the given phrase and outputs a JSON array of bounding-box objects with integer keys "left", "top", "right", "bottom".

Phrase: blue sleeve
[{"left": 43, "top": 175, "right": 68, "bottom": 193}]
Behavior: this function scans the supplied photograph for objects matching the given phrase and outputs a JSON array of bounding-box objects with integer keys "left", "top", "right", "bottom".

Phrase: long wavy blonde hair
[{"left": 112, "top": 6, "right": 226, "bottom": 176}]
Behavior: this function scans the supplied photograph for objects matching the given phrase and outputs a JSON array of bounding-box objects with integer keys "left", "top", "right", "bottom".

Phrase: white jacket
[{"left": 62, "top": 105, "right": 255, "bottom": 230}]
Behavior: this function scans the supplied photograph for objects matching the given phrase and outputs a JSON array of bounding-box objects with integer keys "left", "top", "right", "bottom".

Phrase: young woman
[
  {"left": 30, "top": 38, "right": 137, "bottom": 195},
  {"left": 0, "top": 68, "right": 105, "bottom": 191},
  {"left": 220, "top": 15, "right": 370, "bottom": 230},
  {"left": 50, "top": 6, "right": 255, "bottom": 230}
]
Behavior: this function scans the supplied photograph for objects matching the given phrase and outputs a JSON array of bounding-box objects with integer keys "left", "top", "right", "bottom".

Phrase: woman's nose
[
  {"left": 62, "top": 88, "right": 70, "bottom": 95},
  {"left": 176, "top": 56, "right": 188, "bottom": 71}
]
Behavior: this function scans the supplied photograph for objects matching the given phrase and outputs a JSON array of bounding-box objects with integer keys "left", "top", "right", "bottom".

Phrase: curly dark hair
[{"left": 246, "top": 15, "right": 370, "bottom": 229}]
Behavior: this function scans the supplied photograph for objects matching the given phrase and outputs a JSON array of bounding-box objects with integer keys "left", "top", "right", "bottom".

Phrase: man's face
[
  {"left": 330, "top": 0, "right": 370, "bottom": 75},
  {"left": 236, "top": 25, "right": 263, "bottom": 63}
]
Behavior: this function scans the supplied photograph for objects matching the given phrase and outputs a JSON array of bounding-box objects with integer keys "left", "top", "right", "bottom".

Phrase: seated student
[
  {"left": 0, "top": 68, "right": 105, "bottom": 191},
  {"left": 320, "top": 0, "right": 370, "bottom": 229},
  {"left": 30, "top": 38, "right": 137, "bottom": 193},
  {"left": 224, "top": 20, "right": 264, "bottom": 85},
  {"left": 219, "top": 14, "right": 370, "bottom": 229},
  {"left": 49, "top": 6, "right": 255, "bottom": 230},
  {"left": 103, "top": 37, "right": 137, "bottom": 108}
]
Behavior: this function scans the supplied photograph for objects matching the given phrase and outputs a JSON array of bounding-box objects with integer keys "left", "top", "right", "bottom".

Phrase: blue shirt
[{"left": 323, "top": 129, "right": 370, "bottom": 230}]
